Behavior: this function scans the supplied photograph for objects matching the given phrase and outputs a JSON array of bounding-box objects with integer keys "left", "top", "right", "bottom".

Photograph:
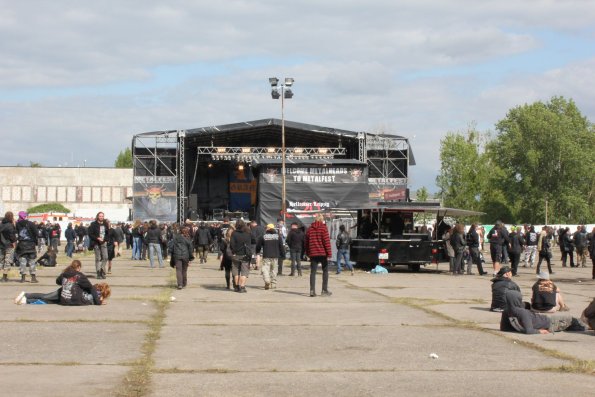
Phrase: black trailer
[{"left": 350, "top": 202, "right": 483, "bottom": 271}]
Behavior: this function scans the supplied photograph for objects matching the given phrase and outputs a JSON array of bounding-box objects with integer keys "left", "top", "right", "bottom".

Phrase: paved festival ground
[{"left": 1, "top": 247, "right": 594, "bottom": 396}]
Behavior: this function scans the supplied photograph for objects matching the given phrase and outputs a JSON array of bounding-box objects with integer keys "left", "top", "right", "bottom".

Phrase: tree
[
  {"left": 29, "top": 161, "right": 42, "bottom": 167},
  {"left": 413, "top": 186, "right": 432, "bottom": 224},
  {"left": 491, "top": 96, "right": 595, "bottom": 224},
  {"left": 28, "top": 203, "right": 71, "bottom": 214},
  {"left": 436, "top": 124, "right": 491, "bottom": 215},
  {"left": 115, "top": 147, "right": 133, "bottom": 168}
]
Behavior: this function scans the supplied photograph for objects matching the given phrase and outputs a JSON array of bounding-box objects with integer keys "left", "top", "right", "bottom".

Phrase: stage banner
[
  {"left": 258, "top": 164, "right": 368, "bottom": 224},
  {"left": 229, "top": 166, "right": 255, "bottom": 212},
  {"left": 133, "top": 176, "right": 177, "bottom": 222}
]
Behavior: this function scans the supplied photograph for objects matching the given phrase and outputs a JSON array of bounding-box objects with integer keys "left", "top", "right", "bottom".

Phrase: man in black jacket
[
  {"left": 286, "top": 222, "right": 305, "bottom": 276},
  {"left": 490, "top": 266, "right": 520, "bottom": 312},
  {"left": 466, "top": 223, "right": 487, "bottom": 276},
  {"left": 256, "top": 224, "right": 284, "bottom": 290},
  {"left": 88, "top": 212, "right": 109, "bottom": 279},
  {"left": 193, "top": 222, "right": 212, "bottom": 264},
  {"left": 16, "top": 211, "right": 39, "bottom": 283}
]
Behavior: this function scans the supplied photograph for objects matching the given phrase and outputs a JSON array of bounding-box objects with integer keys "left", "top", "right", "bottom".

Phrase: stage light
[
  {"left": 208, "top": 163, "right": 213, "bottom": 168},
  {"left": 241, "top": 147, "right": 251, "bottom": 153},
  {"left": 238, "top": 164, "right": 244, "bottom": 171},
  {"left": 294, "top": 148, "right": 303, "bottom": 154},
  {"left": 271, "top": 89, "right": 280, "bottom": 99},
  {"left": 284, "top": 78, "right": 294, "bottom": 87},
  {"left": 217, "top": 147, "right": 226, "bottom": 153},
  {"left": 267, "top": 147, "right": 276, "bottom": 153},
  {"left": 318, "top": 148, "right": 328, "bottom": 154},
  {"left": 269, "top": 77, "right": 279, "bottom": 87},
  {"left": 284, "top": 88, "right": 293, "bottom": 99}
]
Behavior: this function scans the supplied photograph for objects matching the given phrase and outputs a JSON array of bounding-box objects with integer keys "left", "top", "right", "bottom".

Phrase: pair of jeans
[
  {"left": 65, "top": 241, "right": 75, "bottom": 257},
  {"left": 148, "top": 243, "right": 164, "bottom": 268},
  {"left": 175, "top": 258, "right": 189, "bottom": 288},
  {"left": 94, "top": 244, "right": 108, "bottom": 274},
  {"left": 132, "top": 237, "right": 142, "bottom": 259},
  {"left": 336, "top": 249, "right": 352, "bottom": 273},
  {"left": 310, "top": 256, "right": 329, "bottom": 293},
  {"left": 290, "top": 249, "right": 302, "bottom": 275},
  {"left": 26, "top": 289, "right": 60, "bottom": 304}
]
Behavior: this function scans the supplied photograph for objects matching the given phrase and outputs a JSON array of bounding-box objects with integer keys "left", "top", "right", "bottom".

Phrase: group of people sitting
[
  {"left": 14, "top": 259, "right": 111, "bottom": 305},
  {"left": 490, "top": 266, "right": 594, "bottom": 334}
]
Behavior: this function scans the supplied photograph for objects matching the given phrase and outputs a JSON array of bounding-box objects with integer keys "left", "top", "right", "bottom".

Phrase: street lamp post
[{"left": 269, "top": 77, "right": 294, "bottom": 222}]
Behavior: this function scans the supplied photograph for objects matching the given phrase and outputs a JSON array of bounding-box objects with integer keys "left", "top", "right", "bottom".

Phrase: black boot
[
  {"left": 31, "top": 274, "right": 39, "bottom": 283},
  {"left": 20, "top": 274, "right": 26, "bottom": 283},
  {"left": 1, "top": 274, "right": 7, "bottom": 282}
]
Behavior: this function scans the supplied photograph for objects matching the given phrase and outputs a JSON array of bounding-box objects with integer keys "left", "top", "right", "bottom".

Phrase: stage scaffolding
[{"left": 131, "top": 120, "right": 413, "bottom": 222}]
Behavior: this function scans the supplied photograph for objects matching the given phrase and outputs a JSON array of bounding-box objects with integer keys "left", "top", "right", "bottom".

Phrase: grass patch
[
  {"left": 114, "top": 288, "right": 171, "bottom": 397},
  {"left": 543, "top": 360, "right": 595, "bottom": 375}
]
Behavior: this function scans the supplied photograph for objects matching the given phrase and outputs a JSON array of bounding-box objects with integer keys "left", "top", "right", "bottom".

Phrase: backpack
[{"left": 0, "top": 223, "right": 11, "bottom": 246}]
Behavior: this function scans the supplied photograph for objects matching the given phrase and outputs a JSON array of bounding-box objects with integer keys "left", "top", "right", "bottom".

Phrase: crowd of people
[{"left": 442, "top": 222, "right": 595, "bottom": 279}]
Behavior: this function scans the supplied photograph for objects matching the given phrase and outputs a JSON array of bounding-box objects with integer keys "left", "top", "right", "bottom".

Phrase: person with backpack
[
  {"left": 255, "top": 223, "right": 284, "bottom": 290},
  {"left": 16, "top": 211, "right": 39, "bottom": 283},
  {"left": 0, "top": 211, "right": 18, "bottom": 282},
  {"left": 335, "top": 224, "right": 353, "bottom": 275},
  {"left": 230, "top": 219, "right": 252, "bottom": 293}
]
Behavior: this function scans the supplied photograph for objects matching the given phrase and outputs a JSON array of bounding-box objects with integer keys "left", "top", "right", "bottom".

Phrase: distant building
[{"left": 0, "top": 167, "right": 133, "bottom": 222}]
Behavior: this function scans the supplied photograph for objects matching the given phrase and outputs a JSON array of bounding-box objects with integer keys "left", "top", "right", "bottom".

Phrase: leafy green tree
[
  {"left": 29, "top": 161, "right": 42, "bottom": 167},
  {"left": 492, "top": 96, "right": 595, "bottom": 223},
  {"left": 413, "top": 186, "right": 432, "bottom": 224},
  {"left": 115, "top": 147, "right": 133, "bottom": 168},
  {"left": 28, "top": 203, "right": 71, "bottom": 213},
  {"left": 436, "top": 124, "right": 491, "bottom": 215}
]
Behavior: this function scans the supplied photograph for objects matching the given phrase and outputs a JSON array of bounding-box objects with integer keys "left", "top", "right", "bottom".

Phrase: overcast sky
[{"left": 1, "top": 0, "right": 594, "bottom": 191}]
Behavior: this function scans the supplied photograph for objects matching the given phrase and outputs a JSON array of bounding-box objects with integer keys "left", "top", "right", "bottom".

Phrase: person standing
[
  {"left": 0, "top": 211, "right": 17, "bottom": 282},
  {"left": 305, "top": 214, "right": 332, "bottom": 297},
  {"left": 64, "top": 223, "right": 76, "bottom": 258},
  {"left": 523, "top": 225, "right": 538, "bottom": 268},
  {"left": 219, "top": 226, "right": 235, "bottom": 289},
  {"left": 335, "top": 224, "right": 353, "bottom": 275},
  {"left": 49, "top": 223, "right": 61, "bottom": 252},
  {"left": 256, "top": 223, "right": 283, "bottom": 290},
  {"left": 113, "top": 223, "right": 125, "bottom": 257},
  {"left": 536, "top": 226, "right": 553, "bottom": 275},
  {"left": 170, "top": 226, "right": 194, "bottom": 289},
  {"left": 276, "top": 218, "right": 287, "bottom": 276},
  {"left": 145, "top": 220, "right": 164, "bottom": 269},
  {"left": 193, "top": 222, "right": 212, "bottom": 264},
  {"left": 230, "top": 220, "right": 252, "bottom": 293},
  {"left": 250, "top": 220, "right": 265, "bottom": 270},
  {"left": 15, "top": 211, "right": 39, "bottom": 283},
  {"left": 131, "top": 220, "right": 143, "bottom": 260},
  {"left": 450, "top": 224, "right": 466, "bottom": 275},
  {"left": 508, "top": 226, "right": 525, "bottom": 277},
  {"left": 487, "top": 221, "right": 506, "bottom": 275},
  {"left": 466, "top": 223, "right": 487, "bottom": 276},
  {"left": 88, "top": 212, "right": 109, "bottom": 279},
  {"left": 442, "top": 225, "right": 455, "bottom": 273},
  {"left": 588, "top": 226, "right": 595, "bottom": 280},
  {"left": 573, "top": 225, "right": 588, "bottom": 268},
  {"left": 286, "top": 222, "right": 305, "bottom": 277},
  {"left": 560, "top": 227, "right": 575, "bottom": 268}
]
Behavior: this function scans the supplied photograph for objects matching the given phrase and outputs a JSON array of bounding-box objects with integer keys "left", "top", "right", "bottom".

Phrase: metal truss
[
  {"left": 364, "top": 134, "right": 410, "bottom": 185},
  {"left": 195, "top": 146, "right": 346, "bottom": 162},
  {"left": 177, "top": 130, "right": 186, "bottom": 223}
]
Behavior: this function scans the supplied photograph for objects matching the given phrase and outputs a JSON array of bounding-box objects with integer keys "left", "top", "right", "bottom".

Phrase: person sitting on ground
[
  {"left": 490, "top": 266, "right": 520, "bottom": 312},
  {"left": 59, "top": 259, "right": 110, "bottom": 305},
  {"left": 36, "top": 247, "right": 57, "bottom": 267},
  {"left": 581, "top": 298, "right": 595, "bottom": 331},
  {"left": 500, "top": 290, "right": 586, "bottom": 334},
  {"left": 15, "top": 282, "right": 111, "bottom": 305},
  {"left": 531, "top": 272, "right": 569, "bottom": 313}
]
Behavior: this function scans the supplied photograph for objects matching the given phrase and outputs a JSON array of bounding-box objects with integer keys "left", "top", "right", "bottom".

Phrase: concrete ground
[{"left": 1, "top": 247, "right": 594, "bottom": 396}]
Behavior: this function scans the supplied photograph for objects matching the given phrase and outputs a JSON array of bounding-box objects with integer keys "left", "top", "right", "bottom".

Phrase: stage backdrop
[
  {"left": 133, "top": 176, "right": 177, "bottom": 222},
  {"left": 256, "top": 160, "right": 369, "bottom": 224}
]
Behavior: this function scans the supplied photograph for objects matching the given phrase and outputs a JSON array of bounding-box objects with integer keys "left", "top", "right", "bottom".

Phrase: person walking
[
  {"left": 523, "top": 225, "right": 538, "bottom": 268},
  {"left": 286, "top": 222, "right": 305, "bottom": 277},
  {"left": 255, "top": 223, "right": 284, "bottom": 290},
  {"left": 335, "top": 224, "right": 353, "bottom": 275},
  {"left": 16, "top": 211, "right": 39, "bottom": 283},
  {"left": 219, "top": 225, "right": 235, "bottom": 289},
  {"left": 230, "top": 220, "right": 252, "bottom": 293},
  {"left": 305, "top": 214, "right": 332, "bottom": 297},
  {"left": 573, "top": 225, "right": 588, "bottom": 268},
  {"left": 145, "top": 220, "right": 164, "bottom": 269},
  {"left": 170, "top": 226, "right": 194, "bottom": 289},
  {"left": 0, "top": 211, "right": 17, "bottom": 282},
  {"left": 88, "top": 212, "right": 109, "bottom": 279}
]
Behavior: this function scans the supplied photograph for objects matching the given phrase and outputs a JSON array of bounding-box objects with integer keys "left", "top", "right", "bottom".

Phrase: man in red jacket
[{"left": 305, "top": 214, "right": 332, "bottom": 297}]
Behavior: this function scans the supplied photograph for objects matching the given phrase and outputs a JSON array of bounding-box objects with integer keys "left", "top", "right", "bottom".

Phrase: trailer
[{"left": 350, "top": 202, "right": 483, "bottom": 271}]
